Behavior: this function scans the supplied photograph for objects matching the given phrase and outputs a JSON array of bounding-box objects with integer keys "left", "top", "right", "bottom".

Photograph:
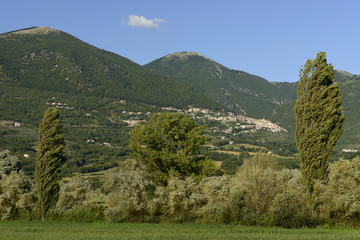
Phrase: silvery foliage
[
  {"left": 0, "top": 150, "right": 20, "bottom": 178},
  {"left": 315, "top": 157, "right": 360, "bottom": 224},
  {"left": 57, "top": 176, "right": 91, "bottom": 210},
  {"left": 0, "top": 170, "right": 36, "bottom": 220},
  {"left": 104, "top": 159, "right": 156, "bottom": 221}
]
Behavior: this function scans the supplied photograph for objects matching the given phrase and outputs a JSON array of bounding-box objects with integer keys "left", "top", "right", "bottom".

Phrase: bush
[
  {"left": 268, "top": 169, "right": 316, "bottom": 228},
  {"left": 156, "top": 176, "right": 205, "bottom": 223},
  {"left": 315, "top": 157, "right": 360, "bottom": 226},
  {"left": 234, "top": 154, "right": 279, "bottom": 219},
  {"left": 0, "top": 170, "right": 36, "bottom": 220},
  {"left": 57, "top": 177, "right": 91, "bottom": 209},
  {"left": 0, "top": 150, "right": 20, "bottom": 178},
  {"left": 104, "top": 159, "right": 156, "bottom": 222},
  {"left": 195, "top": 175, "right": 232, "bottom": 223}
]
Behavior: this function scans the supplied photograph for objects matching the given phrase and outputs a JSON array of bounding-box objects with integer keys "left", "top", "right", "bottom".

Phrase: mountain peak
[
  {"left": 335, "top": 69, "right": 355, "bottom": 77},
  {"left": 9, "top": 26, "right": 59, "bottom": 35},
  {"left": 163, "top": 51, "right": 210, "bottom": 61}
]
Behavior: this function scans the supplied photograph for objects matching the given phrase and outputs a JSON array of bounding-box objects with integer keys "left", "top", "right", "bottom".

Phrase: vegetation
[
  {"left": 0, "top": 150, "right": 35, "bottom": 220},
  {"left": 0, "top": 150, "right": 20, "bottom": 177},
  {"left": 294, "top": 52, "right": 345, "bottom": 200},
  {"left": 35, "top": 108, "right": 66, "bottom": 220},
  {"left": 2, "top": 149, "right": 360, "bottom": 228},
  {"left": 129, "top": 112, "right": 223, "bottom": 183}
]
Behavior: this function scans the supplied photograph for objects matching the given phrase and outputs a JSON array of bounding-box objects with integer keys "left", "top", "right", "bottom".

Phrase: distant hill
[
  {"left": 0, "top": 27, "right": 219, "bottom": 111},
  {"left": 271, "top": 81, "right": 298, "bottom": 100},
  {"left": 145, "top": 52, "right": 291, "bottom": 119}
]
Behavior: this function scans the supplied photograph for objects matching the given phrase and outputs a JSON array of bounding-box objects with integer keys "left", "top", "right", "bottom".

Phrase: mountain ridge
[
  {"left": 145, "top": 51, "right": 291, "bottom": 118},
  {"left": 0, "top": 27, "right": 221, "bottom": 111}
]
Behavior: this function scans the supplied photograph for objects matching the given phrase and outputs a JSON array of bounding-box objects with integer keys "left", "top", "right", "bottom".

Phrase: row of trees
[{"left": 4, "top": 152, "right": 360, "bottom": 226}]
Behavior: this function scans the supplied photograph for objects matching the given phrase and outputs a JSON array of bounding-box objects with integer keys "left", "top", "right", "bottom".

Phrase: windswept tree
[
  {"left": 294, "top": 52, "right": 345, "bottom": 201},
  {"left": 35, "top": 108, "right": 66, "bottom": 220},
  {"left": 129, "top": 112, "right": 223, "bottom": 184}
]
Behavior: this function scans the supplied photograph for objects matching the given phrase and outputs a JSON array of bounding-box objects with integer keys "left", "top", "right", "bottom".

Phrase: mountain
[
  {"left": 0, "top": 27, "right": 219, "bottom": 111},
  {"left": 145, "top": 52, "right": 291, "bottom": 119},
  {"left": 0, "top": 27, "right": 221, "bottom": 174},
  {"left": 270, "top": 70, "right": 360, "bottom": 151},
  {"left": 271, "top": 81, "right": 298, "bottom": 100}
]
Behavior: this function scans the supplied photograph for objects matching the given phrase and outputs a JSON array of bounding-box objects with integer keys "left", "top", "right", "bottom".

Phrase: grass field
[{"left": 1, "top": 221, "right": 360, "bottom": 240}]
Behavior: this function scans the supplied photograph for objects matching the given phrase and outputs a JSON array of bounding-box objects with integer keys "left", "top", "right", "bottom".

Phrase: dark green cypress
[
  {"left": 35, "top": 108, "right": 66, "bottom": 220},
  {"left": 294, "top": 52, "right": 345, "bottom": 199}
]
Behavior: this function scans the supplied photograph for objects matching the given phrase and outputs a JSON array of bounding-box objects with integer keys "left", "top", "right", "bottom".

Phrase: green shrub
[
  {"left": 269, "top": 169, "right": 316, "bottom": 228},
  {"left": 0, "top": 150, "right": 21, "bottom": 178},
  {"left": 57, "top": 177, "right": 91, "bottom": 209},
  {"left": 0, "top": 170, "right": 36, "bottom": 220},
  {"left": 160, "top": 176, "right": 204, "bottom": 223},
  {"left": 104, "top": 159, "right": 156, "bottom": 222},
  {"left": 315, "top": 157, "right": 360, "bottom": 226},
  {"left": 195, "top": 175, "right": 232, "bottom": 223},
  {"left": 233, "top": 154, "right": 279, "bottom": 223}
]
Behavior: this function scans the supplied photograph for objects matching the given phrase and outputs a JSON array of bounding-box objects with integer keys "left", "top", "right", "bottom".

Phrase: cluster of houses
[
  {"left": 45, "top": 97, "right": 73, "bottom": 110},
  {"left": 1, "top": 121, "right": 22, "bottom": 127},
  {"left": 179, "top": 107, "right": 287, "bottom": 133},
  {"left": 117, "top": 106, "right": 287, "bottom": 134}
]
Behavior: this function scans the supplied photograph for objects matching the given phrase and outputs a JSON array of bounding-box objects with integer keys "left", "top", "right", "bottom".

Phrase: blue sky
[{"left": 1, "top": 0, "right": 359, "bottom": 82}]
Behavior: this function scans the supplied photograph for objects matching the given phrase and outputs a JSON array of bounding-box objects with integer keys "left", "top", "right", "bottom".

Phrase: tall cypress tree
[
  {"left": 35, "top": 108, "right": 66, "bottom": 220},
  {"left": 294, "top": 52, "right": 345, "bottom": 199}
]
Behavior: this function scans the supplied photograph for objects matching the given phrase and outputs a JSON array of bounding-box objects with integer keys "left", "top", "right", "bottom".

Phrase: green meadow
[{"left": 1, "top": 221, "right": 360, "bottom": 240}]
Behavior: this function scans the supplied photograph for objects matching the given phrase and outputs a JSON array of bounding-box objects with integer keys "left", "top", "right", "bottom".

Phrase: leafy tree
[
  {"left": 57, "top": 177, "right": 91, "bottom": 210},
  {"left": 315, "top": 157, "right": 360, "bottom": 225},
  {"left": 129, "top": 112, "right": 223, "bottom": 183},
  {"left": 0, "top": 170, "right": 35, "bottom": 220},
  {"left": 35, "top": 108, "right": 66, "bottom": 220},
  {"left": 0, "top": 150, "right": 20, "bottom": 178},
  {"left": 294, "top": 52, "right": 345, "bottom": 199},
  {"left": 0, "top": 150, "right": 35, "bottom": 220}
]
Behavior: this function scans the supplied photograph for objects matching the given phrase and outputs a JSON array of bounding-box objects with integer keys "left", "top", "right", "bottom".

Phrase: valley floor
[{"left": 1, "top": 221, "right": 360, "bottom": 240}]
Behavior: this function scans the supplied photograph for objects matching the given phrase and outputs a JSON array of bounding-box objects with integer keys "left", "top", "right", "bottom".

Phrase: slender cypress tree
[
  {"left": 294, "top": 52, "right": 345, "bottom": 199},
  {"left": 35, "top": 108, "right": 66, "bottom": 220}
]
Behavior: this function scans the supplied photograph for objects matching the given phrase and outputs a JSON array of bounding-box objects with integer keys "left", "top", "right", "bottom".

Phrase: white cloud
[{"left": 123, "top": 15, "right": 166, "bottom": 29}]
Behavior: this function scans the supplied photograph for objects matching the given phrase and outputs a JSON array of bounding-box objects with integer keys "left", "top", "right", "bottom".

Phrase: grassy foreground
[{"left": 1, "top": 221, "right": 360, "bottom": 240}]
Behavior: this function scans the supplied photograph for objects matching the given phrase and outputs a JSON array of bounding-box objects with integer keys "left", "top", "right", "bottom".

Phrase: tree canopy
[{"left": 129, "top": 112, "right": 223, "bottom": 183}]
